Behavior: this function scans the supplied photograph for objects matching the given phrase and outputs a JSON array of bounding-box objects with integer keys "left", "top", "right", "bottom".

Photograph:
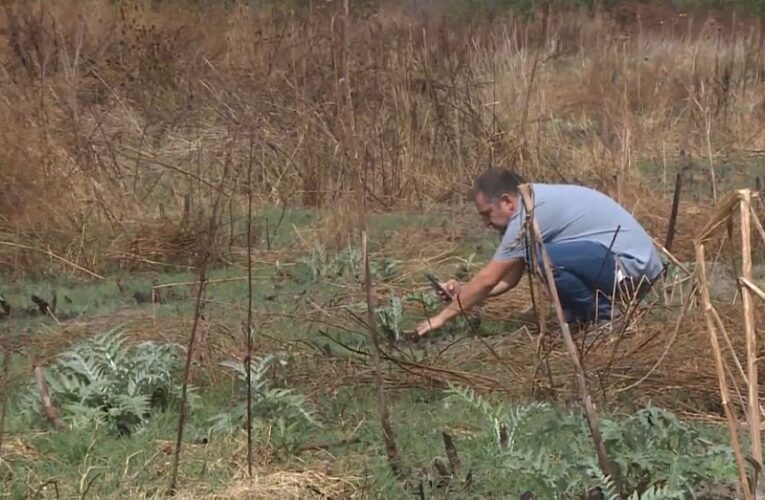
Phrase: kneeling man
[{"left": 415, "top": 168, "right": 663, "bottom": 336}]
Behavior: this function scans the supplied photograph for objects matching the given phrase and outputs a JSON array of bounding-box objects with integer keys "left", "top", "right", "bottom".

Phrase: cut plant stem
[
  {"left": 0, "top": 349, "right": 10, "bottom": 459},
  {"left": 33, "top": 365, "right": 64, "bottom": 430}
]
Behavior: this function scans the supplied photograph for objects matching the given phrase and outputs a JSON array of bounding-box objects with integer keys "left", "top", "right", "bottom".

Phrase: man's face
[{"left": 474, "top": 191, "right": 516, "bottom": 233}]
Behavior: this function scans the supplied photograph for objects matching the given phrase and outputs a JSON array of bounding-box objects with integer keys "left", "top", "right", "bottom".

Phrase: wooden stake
[
  {"left": 665, "top": 170, "right": 683, "bottom": 252},
  {"left": 697, "top": 243, "right": 753, "bottom": 500},
  {"left": 518, "top": 185, "right": 615, "bottom": 483},
  {"left": 245, "top": 133, "right": 255, "bottom": 478},
  {"left": 740, "top": 193, "right": 761, "bottom": 467}
]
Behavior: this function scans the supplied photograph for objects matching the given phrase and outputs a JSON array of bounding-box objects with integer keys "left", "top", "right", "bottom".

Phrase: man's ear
[{"left": 500, "top": 192, "right": 516, "bottom": 211}]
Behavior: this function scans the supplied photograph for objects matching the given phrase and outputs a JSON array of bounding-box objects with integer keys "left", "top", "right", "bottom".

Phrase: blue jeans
[{"left": 532, "top": 241, "right": 631, "bottom": 325}]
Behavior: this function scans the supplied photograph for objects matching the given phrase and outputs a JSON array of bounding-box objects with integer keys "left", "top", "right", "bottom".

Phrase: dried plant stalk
[
  {"left": 0, "top": 242, "right": 104, "bottom": 280},
  {"left": 741, "top": 277, "right": 765, "bottom": 302},
  {"left": 696, "top": 242, "right": 753, "bottom": 500},
  {"left": 696, "top": 191, "right": 743, "bottom": 242},
  {"left": 341, "top": 0, "right": 400, "bottom": 475},
  {"left": 169, "top": 161, "right": 230, "bottom": 494},
  {"left": 518, "top": 184, "right": 614, "bottom": 482},
  {"left": 0, "top": 349, "right": 10, "bottom": 459},
  {"left": 246, "top": 134, "right": 255, "bottom": 477},
  {"left": 739, "top": 193, "right": 761, "bottom": 466},
  {"left": 33, "top": 366, "right": 64, "bottom": 429},
  {"left": 748, "top": 204, "right": 765, "bottom": 248}
]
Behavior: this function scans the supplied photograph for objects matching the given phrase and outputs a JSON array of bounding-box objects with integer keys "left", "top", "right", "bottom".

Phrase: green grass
[
  {"left": 1, "top": 380, "right": 741, "bottom": 498},
  {"left": 0, "top": 208, "right": 746, "bottom": 498}
]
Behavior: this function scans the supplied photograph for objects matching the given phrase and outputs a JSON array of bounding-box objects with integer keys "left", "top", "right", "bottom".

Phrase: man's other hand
[
  {"left": 436, "top": 279, "right": 461, "bottom": 302},
  {"left": 415, "top": 315, "right": 446, "bottom": 336}
]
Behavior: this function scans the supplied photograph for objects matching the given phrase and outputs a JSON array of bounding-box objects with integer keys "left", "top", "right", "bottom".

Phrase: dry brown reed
[{"left": 0, "top": 0, "right": 763, "bottom": 275}]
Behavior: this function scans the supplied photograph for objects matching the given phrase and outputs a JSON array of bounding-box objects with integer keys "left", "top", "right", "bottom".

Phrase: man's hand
[
  {"left": 416, "top": 258, "right": 525, "bottom": 337},
  {"left": 435, "top": 279, "right": 461, "bottom": 302},
  {"left": 415, "top": 313, "right": 447, "bottom": 336}
]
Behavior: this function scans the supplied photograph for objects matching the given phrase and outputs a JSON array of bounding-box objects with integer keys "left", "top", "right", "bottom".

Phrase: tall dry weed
[{"left": 0, "top": 0, "right": 762, "bottom": 274}]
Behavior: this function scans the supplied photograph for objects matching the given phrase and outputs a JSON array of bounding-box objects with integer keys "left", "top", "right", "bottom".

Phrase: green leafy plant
[
  {"left": 445, "top": 384, "right": 737, "bottom": 498},
  {"left": 406, "top": 289, "right": 476, "bottom": 337},
  {"left": 376, "top": 288, "right": 404, "bottom": 342},
  {"left": 15, "top": 326, "right": 186, "bottom": 436},
  {"left": 208, "top": 353, "right": 318, "bottom": 454},
  {"left": 300, "top": 244, "right": 401, "bottom": 284},
  {"left": 370, "top": 256, "right": 400, "bottom": 281},
  {"left": 454, "top": 252, "right": 479, "bottom": 280},
  {"left": 301, "top": 244, "right": 347, "bottom": 281}
]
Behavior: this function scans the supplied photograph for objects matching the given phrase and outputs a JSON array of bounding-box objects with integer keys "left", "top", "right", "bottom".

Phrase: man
[{"left": 415, "top": 168, "right": 663, "bottom": 336}]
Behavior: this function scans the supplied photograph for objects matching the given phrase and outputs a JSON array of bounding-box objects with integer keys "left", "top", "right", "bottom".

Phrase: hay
[
  {"left": 300, "top": 293, "right": 762, "bottom": 421},
  {"left": 191, "top": 470, "right": 362, "bottom": 499},
  {"left": 105, "top": 218, "right": 222, "bottom": 269},
  {"left": 0, "top": 436, "right": 38, "bottom": 462}
]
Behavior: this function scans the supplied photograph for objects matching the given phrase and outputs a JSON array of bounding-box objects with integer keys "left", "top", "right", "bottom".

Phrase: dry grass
[
  {"left": 187, "top": 470, "right": 362, "bottom": 499},
  {"left": 0, "top": 0, "right": 762, "bottom": 275}
]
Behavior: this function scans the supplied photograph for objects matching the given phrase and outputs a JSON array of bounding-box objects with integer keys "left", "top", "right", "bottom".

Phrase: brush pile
[{"left": 105, "top": 217, "right": 224, "bottom": 270}]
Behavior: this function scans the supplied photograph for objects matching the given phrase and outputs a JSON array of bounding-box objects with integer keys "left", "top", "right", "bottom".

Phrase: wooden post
[
  {"left": 665, "top": 170, "right": 683, "bottom": 252},
  {"left": 740, "top": 191, "right": 761, "bottom": 467}
]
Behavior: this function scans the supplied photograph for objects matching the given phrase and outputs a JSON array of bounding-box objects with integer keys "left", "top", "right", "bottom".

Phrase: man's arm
[
  {"left": 488, "top": 278, "right": 516, "bottom": 297},
  {"left": 415, "top": 258, "right": 524, "bottom": 335}
]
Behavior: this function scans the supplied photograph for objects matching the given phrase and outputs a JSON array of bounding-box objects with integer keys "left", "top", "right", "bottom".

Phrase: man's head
[{"left": 471, "top": 168, "right": 525, "bottom": 233}]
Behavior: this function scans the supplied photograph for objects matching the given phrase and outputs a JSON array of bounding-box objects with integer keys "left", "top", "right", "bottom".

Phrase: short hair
[{"left": 471, "top": 167, "right": 526, "bottom": 201}]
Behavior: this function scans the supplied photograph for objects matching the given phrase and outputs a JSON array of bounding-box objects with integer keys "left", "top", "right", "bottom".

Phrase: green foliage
[
  {"left": 446, "top": 384, "right": 737, "bottom": 498},
  {"left": 404, "top": 289, "right": 476, "bottom": 335},
  {"left": 15, "top": 326, "right": 186, "bottom": 436},
  {"left": 209, "top": 353, "right": 318, "bottom": 454},
  {"left": 454, "top": 252, "right": 479, "bottom": 280},
  {"left": 376, "top": 288, "right": 405, "bottom": 342},
  {"left": 298, "top": 243, "right": 400, "bottom": 283}
]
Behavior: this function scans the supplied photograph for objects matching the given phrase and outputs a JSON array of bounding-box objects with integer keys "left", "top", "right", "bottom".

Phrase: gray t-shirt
[{"left": 494, "top": 183, "right": 663, "bottom": 282}]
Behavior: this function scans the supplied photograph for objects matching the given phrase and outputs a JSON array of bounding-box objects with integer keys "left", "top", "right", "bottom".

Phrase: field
[{"left": 2, "top": 0, "right": 765, "bottom": 498}]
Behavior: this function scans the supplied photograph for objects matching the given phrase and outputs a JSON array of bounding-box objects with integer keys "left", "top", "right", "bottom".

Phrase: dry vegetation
[
  {"left": 0, "top": 0, "right": 763, "bottom": 276},
  {"left": 3, "top": 0, "right": 765, "bottom": 496}
]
